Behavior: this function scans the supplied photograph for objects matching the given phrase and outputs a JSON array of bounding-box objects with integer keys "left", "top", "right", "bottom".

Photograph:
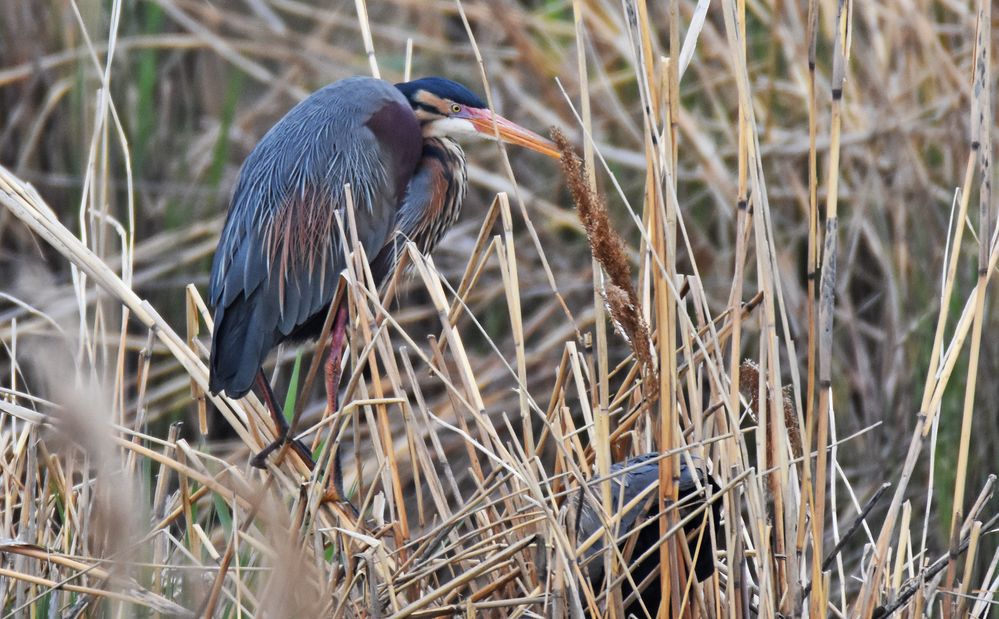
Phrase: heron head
[{"left": 396, "top": 77, "right": 559, "bottom": 158}]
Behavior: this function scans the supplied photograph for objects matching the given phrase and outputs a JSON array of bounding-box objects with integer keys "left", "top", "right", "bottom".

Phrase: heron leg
[
  {"left": 322, "top": 303, "right": 351, "bottom": 503},
  {"left": 250, "top": 370, "right": 315, "bottom": 469}
]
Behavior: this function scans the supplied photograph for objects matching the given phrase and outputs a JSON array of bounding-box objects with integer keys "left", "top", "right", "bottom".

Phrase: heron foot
[{"left": 249, "top": 433, "right": 315, "bottom": 469}]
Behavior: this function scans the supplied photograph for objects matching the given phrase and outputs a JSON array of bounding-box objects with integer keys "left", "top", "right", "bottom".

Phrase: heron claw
[{"left": 250, "top": 434, "right": 315, "bottom": 469}]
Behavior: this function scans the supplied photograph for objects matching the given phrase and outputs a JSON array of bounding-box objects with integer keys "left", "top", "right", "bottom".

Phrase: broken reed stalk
[{"left": 551, "top": 128, "right": 658, "bottom": 406}]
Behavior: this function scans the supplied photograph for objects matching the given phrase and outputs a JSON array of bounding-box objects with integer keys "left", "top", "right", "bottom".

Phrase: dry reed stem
[{"left": 3, "top": 0, "right": 999, "bottom": 616}]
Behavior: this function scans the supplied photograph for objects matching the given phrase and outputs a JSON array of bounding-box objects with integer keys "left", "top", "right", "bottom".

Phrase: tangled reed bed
[{"left": 1, "top": 0, "right": 998, "bottom": 616}]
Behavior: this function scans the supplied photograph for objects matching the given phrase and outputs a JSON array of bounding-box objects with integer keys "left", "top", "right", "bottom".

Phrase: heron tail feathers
[{"left": 209, "top": 295, "right": 275, "bottom": 398}]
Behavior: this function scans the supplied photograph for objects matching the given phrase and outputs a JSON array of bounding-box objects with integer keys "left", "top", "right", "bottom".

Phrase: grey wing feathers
[
  {"left": 208, "top": 77, "right": 421, "bottom": 397},
  {"left": 576, "top": 454, "right": 709, "bottom": 562}
]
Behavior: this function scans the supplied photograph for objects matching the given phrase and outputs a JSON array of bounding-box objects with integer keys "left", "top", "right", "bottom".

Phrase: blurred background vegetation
[{"left": 1, "top": 0, "right": 997, "bottom": 611}]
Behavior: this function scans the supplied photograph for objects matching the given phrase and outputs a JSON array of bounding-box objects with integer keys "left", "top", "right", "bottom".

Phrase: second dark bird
[
  {"left": 207, "top": 76, "right": 559, "bottom": 473},
  {"left": 576, "top": 453, "right": 721, "bottom": 617}
]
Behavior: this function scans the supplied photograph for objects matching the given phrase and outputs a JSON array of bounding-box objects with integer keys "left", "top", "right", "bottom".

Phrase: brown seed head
[{"left": 552, "top": 127, "right": 657, "bottom": 400}]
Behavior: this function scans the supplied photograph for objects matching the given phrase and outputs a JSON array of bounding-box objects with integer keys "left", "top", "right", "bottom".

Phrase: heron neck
[
  {"left": 402, "top": 136, "right": 467, "bottom": 256},
  {"left": 422, "top": 136, "right": 464, "bottom": 162}
]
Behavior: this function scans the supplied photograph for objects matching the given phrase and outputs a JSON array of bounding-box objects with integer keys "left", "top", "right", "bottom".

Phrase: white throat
[{"left": 423, "top": 117, "right": 478, "bottom": 138}]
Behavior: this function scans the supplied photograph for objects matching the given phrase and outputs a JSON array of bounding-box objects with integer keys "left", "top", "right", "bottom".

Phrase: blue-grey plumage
[
  {"left": 209, "top": 77, "right": 422, "bottom": 397},
  {"left": 576, "top": 453, "right": 720, "bottom": 616},
  {"left": 207, "top": 75, "right": 560, "bottom": 411}
]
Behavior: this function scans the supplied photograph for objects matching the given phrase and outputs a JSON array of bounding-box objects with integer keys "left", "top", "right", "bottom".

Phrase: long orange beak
[{"left": 463, "top": 108, "right": 561, "bottom": 159}]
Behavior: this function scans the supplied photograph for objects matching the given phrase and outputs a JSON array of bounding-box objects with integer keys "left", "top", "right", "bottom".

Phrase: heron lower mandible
[{"left": 207, "top": 76, "right": 558, "bottom": 487}]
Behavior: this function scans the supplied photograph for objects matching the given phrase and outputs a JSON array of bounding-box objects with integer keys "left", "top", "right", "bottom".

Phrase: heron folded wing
[{"left": 208, "top": 77, "right": 422, "bottom": 397}]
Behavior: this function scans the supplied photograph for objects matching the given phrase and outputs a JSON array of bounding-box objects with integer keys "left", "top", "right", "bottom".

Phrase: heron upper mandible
[{"left": 207, "top": 76, "right": 559, "bottom": 477}]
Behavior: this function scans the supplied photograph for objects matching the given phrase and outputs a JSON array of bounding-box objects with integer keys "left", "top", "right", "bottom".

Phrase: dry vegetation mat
[{"left": 1, "top": 0, "right": 998, "bottom": 617}]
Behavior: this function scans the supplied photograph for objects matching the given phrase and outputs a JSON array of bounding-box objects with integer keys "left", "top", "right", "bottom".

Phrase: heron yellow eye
[{"left": 450, "top": 104, "right": 461, "bottom": 114}]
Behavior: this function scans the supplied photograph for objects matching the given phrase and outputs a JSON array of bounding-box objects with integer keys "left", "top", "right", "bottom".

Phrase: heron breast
[{"left": 415, "top": 138, "right": 467, "bottom": 252}]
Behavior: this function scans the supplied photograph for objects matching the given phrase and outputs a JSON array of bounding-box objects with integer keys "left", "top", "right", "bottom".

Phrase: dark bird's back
[
  {"left": 575, "top": 453, "right": 721, "bottom": 617},
  {"left": 208, "top": 77, "right": 422, "bottom": 397}
]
